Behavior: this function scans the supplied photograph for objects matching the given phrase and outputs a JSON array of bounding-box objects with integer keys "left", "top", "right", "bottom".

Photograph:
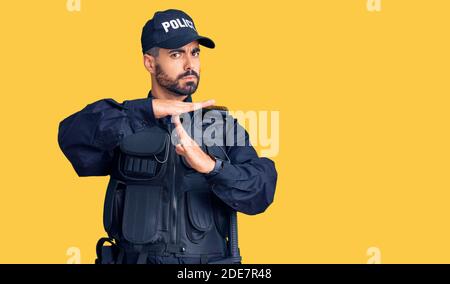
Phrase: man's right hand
[{"left": 152, "top": 99, "right": 216, "bottom": 119}]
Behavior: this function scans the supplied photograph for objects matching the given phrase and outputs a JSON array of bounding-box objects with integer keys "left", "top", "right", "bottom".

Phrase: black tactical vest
[{"left": 96, "top": 109, "right": 241, "bottom": 264}]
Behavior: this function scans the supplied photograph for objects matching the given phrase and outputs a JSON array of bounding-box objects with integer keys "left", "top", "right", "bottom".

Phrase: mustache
[{"left": 177, "top": 70, "right": 199, "bottom": 80}]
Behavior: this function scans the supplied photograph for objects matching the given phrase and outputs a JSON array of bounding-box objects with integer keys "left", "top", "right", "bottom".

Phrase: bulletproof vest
[{"left": 99, "top": 109, "right": 239, "bottom": 263}]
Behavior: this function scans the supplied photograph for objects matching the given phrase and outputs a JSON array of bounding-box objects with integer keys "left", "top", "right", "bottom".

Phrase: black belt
[{"left": 96, "top": 237, "right": 231, "bottom": 264}]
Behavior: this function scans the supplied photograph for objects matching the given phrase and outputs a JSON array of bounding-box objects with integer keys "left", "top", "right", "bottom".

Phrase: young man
[{"left": 58, "top": 9, "right": 277, "bottom": 264}]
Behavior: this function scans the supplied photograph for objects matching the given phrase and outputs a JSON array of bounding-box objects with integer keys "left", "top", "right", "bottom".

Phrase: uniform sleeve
[
  {"left": 57, "top": 97, "right": 156, "bottom": 177},
  {"left": 205, "top": 118, "right": 278, "bottom": 215}
]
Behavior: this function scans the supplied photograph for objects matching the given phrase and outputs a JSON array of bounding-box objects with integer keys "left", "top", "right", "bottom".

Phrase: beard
[{"left": 155, "top": 64, "right": 200, "bottom": 97}]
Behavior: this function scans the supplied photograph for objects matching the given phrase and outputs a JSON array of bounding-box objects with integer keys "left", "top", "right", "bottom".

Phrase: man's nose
[{"left": 184, "top": 55, "right": 194, "bottom": 70}]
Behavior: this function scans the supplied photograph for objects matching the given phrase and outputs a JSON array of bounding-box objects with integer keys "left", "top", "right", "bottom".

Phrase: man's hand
[
  {"left": 152, "top": 99, "right": 216, "bottom": 119},
  {"left": 172, "top": 115, "right": 215, "bottom": 174}
]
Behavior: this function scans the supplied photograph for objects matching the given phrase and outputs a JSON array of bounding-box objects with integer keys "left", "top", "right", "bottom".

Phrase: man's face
[{"left": 153, "top": 41, "right": 201, "bottom": 97}]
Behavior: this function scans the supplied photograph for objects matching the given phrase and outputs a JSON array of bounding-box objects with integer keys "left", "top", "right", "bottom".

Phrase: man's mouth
[{"left": 183, "top": 76, "right": 196, "bottom": 80}]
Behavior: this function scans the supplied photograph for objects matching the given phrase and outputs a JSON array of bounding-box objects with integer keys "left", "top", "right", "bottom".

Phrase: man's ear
[{"left": 143, "top": 54, "right": 156, "bottom": 74}]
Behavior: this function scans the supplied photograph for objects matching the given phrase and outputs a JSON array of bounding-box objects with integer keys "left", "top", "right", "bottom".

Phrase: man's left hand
[{"left": 172, "top": 115, "right": 215, "bottom": 174}]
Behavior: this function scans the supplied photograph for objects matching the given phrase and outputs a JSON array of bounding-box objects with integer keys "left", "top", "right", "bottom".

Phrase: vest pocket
[
  {"left": 122, "top": 185, "right": 162, "bottom": 244},
  {"left": 103, "top": 179, "right": 124, "bottom": 237},
  {"left": 185, "top": 191, "right": 214, "bottom": 243},
  {"left": 212, "top": 195, "right": 230, "bottom": 240},
  {"left": 118, "top": 127, "right": 169, "bottom": 181}
]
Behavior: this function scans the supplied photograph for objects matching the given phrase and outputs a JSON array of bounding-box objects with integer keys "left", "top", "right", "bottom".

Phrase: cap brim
[{"left": 157, "top": 33, "right": 215, "bottom": 49}]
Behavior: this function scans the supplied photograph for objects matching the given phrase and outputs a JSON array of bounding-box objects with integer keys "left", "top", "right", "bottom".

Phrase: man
[{"left": 58, "top": 9, "right": 277, "bottom": 264}]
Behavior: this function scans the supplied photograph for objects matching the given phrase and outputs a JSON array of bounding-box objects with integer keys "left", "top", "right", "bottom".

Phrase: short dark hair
[{"left": 145, "top": 47, "right": 160, "bottom": 57}]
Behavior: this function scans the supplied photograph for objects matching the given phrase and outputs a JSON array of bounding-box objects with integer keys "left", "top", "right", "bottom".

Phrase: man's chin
[
  {"left": 179, "top": 85, "right": 198, "bottom": 96},
  {"left": 166, "top": 87, "right": 196, "bottom": 97}
]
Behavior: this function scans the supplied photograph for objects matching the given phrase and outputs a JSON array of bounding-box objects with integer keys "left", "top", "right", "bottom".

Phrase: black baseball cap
[{"left": 141, "top": 9, "right": 215, "bottom": 54}]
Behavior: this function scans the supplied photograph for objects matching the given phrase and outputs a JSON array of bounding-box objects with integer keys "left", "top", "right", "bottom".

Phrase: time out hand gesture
[
  {"left": 172, "top": 115, "right": 215, "bottom": 174},
  {"left": 152, "top": 99, "right": 215, "bottom": 119}
]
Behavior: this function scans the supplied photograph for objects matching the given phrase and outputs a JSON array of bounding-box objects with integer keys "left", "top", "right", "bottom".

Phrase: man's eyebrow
[
  {"left": 168, "top": 49, "right": 186, "bottom": 54},
  {"left": 168, "top": 47, "right": 200, "bottom": 54}
]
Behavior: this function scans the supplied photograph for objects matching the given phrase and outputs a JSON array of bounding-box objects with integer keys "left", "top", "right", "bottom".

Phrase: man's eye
[
  {"left": 171, "top": 53, "right": 181, "bottom": 58},
  {"left": 193, "top": 51, "right": 200, "bottom": 57}
]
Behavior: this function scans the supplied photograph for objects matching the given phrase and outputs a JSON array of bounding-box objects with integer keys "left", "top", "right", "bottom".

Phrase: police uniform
[{"left": 57, "top": 9, "right": 277, "bottom": 264}]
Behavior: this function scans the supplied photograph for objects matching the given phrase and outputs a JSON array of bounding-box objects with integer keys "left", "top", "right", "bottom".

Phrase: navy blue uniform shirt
[{"left": 58, "top": 91, "right": 277, "bottom": 215}]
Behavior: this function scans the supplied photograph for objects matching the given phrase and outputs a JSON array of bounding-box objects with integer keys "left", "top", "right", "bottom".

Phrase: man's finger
[
  {"left": 172, "top": 115, "right": 192, "bottom": 146},
  {"left": 187, "top": 99, "right": 215, "bottom": 112},
  {"left": 172, "top": 114, "right": 182, "bottom": 126},
  {"left": 201, "top": 99, "right": 216, "bottom": 109},
  {"left": 172, "top": 115, "right": 185, "bottom": 137},
  {"left": 175, "top": 144, "right": 186, "bottom": 156}
]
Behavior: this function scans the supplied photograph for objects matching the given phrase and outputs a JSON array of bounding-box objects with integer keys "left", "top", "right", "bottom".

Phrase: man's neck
[{"left": 151, "top": 81, "right": 188, "bottom": 102}]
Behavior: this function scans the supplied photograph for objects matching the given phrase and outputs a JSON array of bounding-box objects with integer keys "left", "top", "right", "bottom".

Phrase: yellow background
[{"left": 0, "top": 0, "right": 449, "bottom": 264}]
